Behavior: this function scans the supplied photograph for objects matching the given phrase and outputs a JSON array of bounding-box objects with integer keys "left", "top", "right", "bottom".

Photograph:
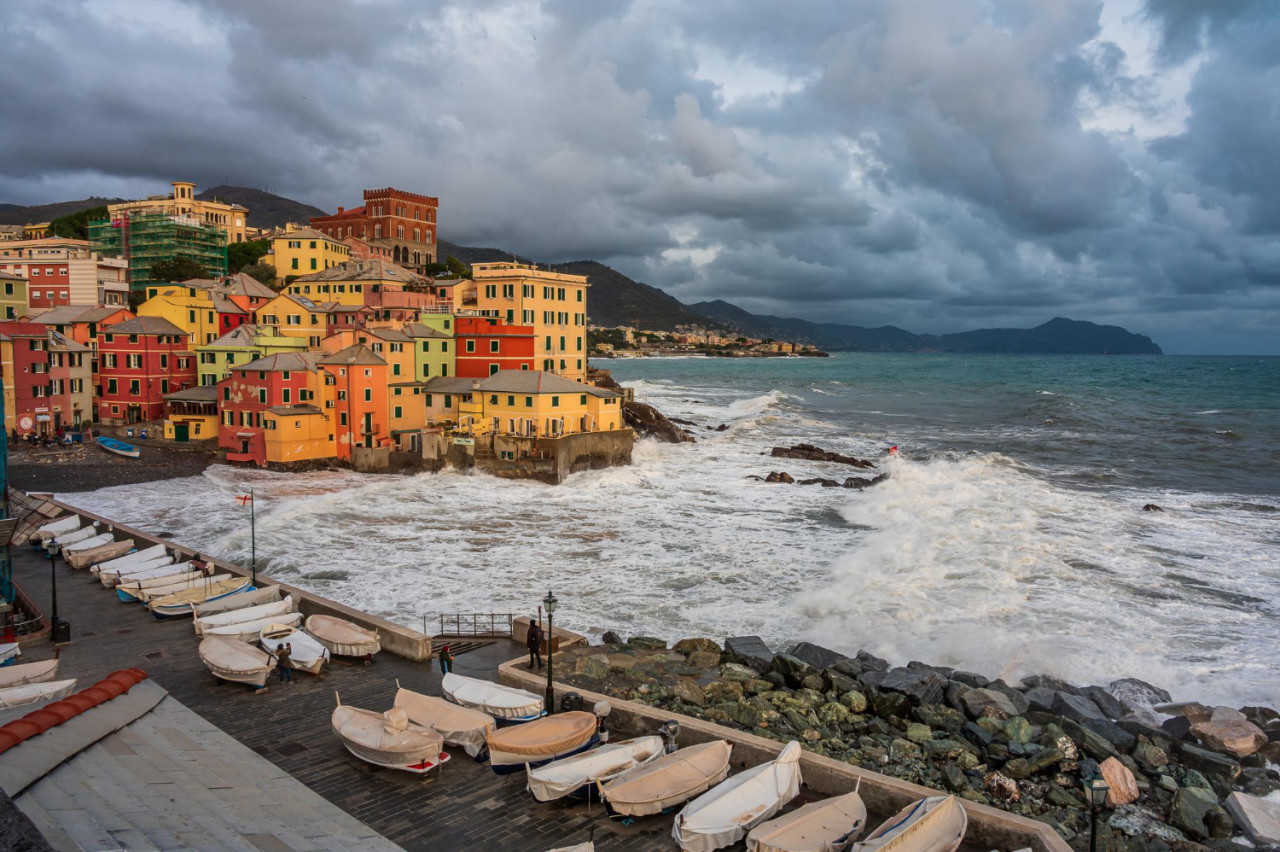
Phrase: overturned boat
[
  {"left": 148, "top": 576, "right": 253, "bottom": 619},
  {"left": 202, "top": 611, "right": 303, "bottom": 643},
  {"left": 0, "top": 658, "right": 60, "bottom": 689},
  {"left": 53, "top": 523, "right": 99, "bottom": 548},
  {"left": 486, "top": 710, "right": 600, "bottom": 774},
  {"left": 61, "top": 532, "right": 112, "bottom": 558},
  {"left": 193, "top": 595, "right": 294, "bottom": 636},
  {"left": 331, "top": 696, "right": 448, "bottom": 775},
  {"left": 442, "top": 672, "right": 543, "bottom": 722},
  {"left": 193, "top": 584, "right": 284, "bottom": 618},
  {"left": 600, "top": 740, "right": 733, "bottom": 818},
  {"left": 0, "top": 678, "right": 78, "bottom": 709},
  {"left": 198, "top": 635, "right": 276, "bottom": 688},
  {"left": 67, "top": 538, "right": 134, "bottom": 570},
  {"left": 260, "top": 623, "right": 329, "bottom": 675},
  {"left": 393, "top": 682, "right": 495, "bottom": 759},
  {"left": 528, "top": 735, "right": 665, "bottom": 802},
  {"left": 747, "top": 789, "right": 868, "bottom": 852},
  {"left": 115, "top": 565, "right": 201, "bottom": 602},
  {"left": 674, "top": 740, "right": 803, "bottom": 852},
  {"left": 29, "top": 515, "right": 80, "bottom": 543},
  {"left": 304, "top": 614, "right": 380, "bottom": 658},
  {"left": 99, "top": 556, "right": 174, "bottom": 587},
  {"left": 92, "top": 543, "right": 167, "bottom": 576},
  {"left": 851, "top": 796, "right": 967, "bottom": 852}
]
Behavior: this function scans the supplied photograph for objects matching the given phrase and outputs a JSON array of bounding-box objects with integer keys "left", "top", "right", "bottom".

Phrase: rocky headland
[{"left": 554, "top": 635, "right": 1280, "bottom": 852}]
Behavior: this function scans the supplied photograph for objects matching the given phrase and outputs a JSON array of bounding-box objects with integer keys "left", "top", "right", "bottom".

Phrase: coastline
[{"left": 7, "top": 440, "right": 214, "bottom": 494}]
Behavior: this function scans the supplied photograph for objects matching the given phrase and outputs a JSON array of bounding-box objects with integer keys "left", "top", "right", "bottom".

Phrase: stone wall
[
  {"left": 350, "top": 445, "right": 390, "bottom": 472},
  {"left": 422, "top": 428, "right": 633, "bottom": 484}
]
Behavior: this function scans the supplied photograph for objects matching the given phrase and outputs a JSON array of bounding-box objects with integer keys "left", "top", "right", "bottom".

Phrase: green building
[
  {"left": 197, "top": 324, "right": 309, "bottom": 386},
  {"left": 89, "top": 210, "right": 228, "bottom": 288}
]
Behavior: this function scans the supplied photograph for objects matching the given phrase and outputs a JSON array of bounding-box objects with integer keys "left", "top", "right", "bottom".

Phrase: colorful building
[
  {"left": 309, "top": 187, "right": 438, "bottom": 272},
  {"left": 454, "top": 315, "right": 535, "bottom": 378},
  {"left": 0, "top": 238, "right": 129, "bottom": 307},
  {"left": 0, "top": 323, "right": 93, "bottom": 434},
  {"left": 265, "top": 227, "right": 352, "bottom": 279},
  {"left": 197, "top": 324, "right": 310, "bottom": 387},
  {"left": 163, "top": 385, "right": 218, "bottom": 442},
  {"left": 96, "top": 316, "right": 197, "bottom": 425},
  {"left": 89, "top": 210, "right": 228, "bottom": 286},
  {"left": 468, "top": 262, "right": 589, "bottom": 381},
  {"left": 217, "top": 352, "right": 332, "bottom": 466},
  {"left": 253, "top": 294, "right": 333, "bottom": 347},
  {"left": 0, "top": 272, "right": 28, "bottom": 320},
  {"left": 137, "top": 282, "right": 248, "bottom": 347},
  {"left": 404, "top": 320, "right": 454, "bottom": 381},
  {"left": 107, "top": 180, "right": 251, "bottom": 244},
  {"left": 423, "top": 370, "right": 622, "bottom": 437},
  {"left": 317, "top": 345, "right": 388, "bottom": 459},
  {"left": 285, "top": 258, "right": 428, "bottom": 308}
]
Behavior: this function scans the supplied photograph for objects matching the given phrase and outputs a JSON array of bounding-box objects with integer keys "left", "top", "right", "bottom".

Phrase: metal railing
[{"left": 436, "top": 612, "right": 514, "bottom": 638}]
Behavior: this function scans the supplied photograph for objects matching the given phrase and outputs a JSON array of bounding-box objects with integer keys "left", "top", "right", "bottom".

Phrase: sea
[{"left": 59, "top": 353, "right": 1280, "bottom": 707}]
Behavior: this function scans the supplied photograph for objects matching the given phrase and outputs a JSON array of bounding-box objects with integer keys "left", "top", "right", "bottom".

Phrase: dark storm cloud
[{"left": 0, "top": 0, "right": 1278, "bottom": 352}]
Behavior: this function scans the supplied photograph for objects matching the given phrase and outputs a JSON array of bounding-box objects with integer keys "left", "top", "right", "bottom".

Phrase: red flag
[
  {"left": 236, "top": 494, "right": 253, "bottom": 506},
  {"left": 888, "top": 445, "right": 898, "bottom": 455}
]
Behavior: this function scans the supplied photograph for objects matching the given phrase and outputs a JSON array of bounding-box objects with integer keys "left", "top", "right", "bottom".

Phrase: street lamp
[
  {"left": 542, "top": 590, "right": 558, "bottom": 715},
  {"left": 1084, "top": 770, "right": 1110, "bottom": 852},
  {"left": 43, "top": 539, "right": 69, "bottom": 643}
]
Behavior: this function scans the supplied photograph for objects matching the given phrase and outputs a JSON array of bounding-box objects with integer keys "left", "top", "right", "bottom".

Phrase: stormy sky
[{"left": 2, "top": 1, "right": 1278, "bottom": 354}]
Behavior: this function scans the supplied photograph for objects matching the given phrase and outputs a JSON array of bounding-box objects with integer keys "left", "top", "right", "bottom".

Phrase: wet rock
[
  {"left": 818, "top": 702, "right": 851, "bottom": 727},
  {"left": 719, "top": 662, "right": 758, "bottom": 682},
  {"left": 1240, "top": 767, "right": 1280, "bottom": 798},
  {"left": 1178, "top": 743, "right": 1241, "bottom": 784},
  {"left": 1172, "top": 702, "right": 1214, "bottom": 724},
  {"left": 1143, "top": 504, "right": 1163, "bottom": 512},
  {"left": 985, "top": 771, "right": 1021, "bottom": 802},
  {"left": 856, "top": 650, "right": 890, "bottom": 672},
  {"left": 1133, "top": 736, "right": 1170, "bottom": 772},
  {"left": 840, "top": 690, "right": 868, "bottom": 714},
  {"left": 1100, "top": 756, "right": 1141, "bottom": 807},
  {"left": 1025, "top": 747, "right": 1066, "bottom": 775},
  {"left": 1118, "top": 719, "right": 1175, "bottom": 754},
  {"left": 824, "top": 668, "right": 858, "bottom": 695},
  {"left": 1084, "top": 686, "right": 1129, "bottom": 720},
  {"left": 927, "top": 739, "right": 975, "bottom": 761},
  {"left": 771, "top": 444, "right": 876, "bottom": 468},
  {"left": 786, "top": 642, "right": 848, "bottom": 671},
  {"left": 1161, "top": 716, "right": 1192, "bottom": 742},
  {"left": 1191, "top": 719, "right": 1268, "bottom": 757},
  {"left": 1210, "top": 706, "right": 1247, "bottom": 723},
  {"left": 858, "top": 670, "right": 887, "bottom": 691},
  {"left": 768, "top": 653, "right": 814, "bottom": 688},
  {"left": 1169, "top": 787, "right": 1234, "bottom": 841},
  {"left": 601, "top": 630, "right": 623, "bottom": 645},
  {"left": 943, "top": 764, "right": 970, "bottom": 792},
  {"left": 1081, "top": 718, "right": 1138, "bottom": 753},
  {"left": 1109, "top": 678, "right": 1173, "bottom": 709},
  {"left": 872, "top": 690, "right": 912, "bottom": 721},
  {"left": 843, "top": 474, "right": 889, "bottom": 489},
  {"left": 704, "top": 681, "right": 744, "bottom": 703},
  {"left": 1241, "top": 706, "right": 1279, "bottom": 728},
  {"left": 1260, "top": 742, "right": 1280, "bottom": 764},
  {"left": 1224, "top": 791, "right": 1280, "bottom": 846},
  {"left": 794, "top": 688, "right": 826, "bottom": 708},
  {"left": 1021, "top": 674, "right": 1082, "bottom": 695},
  {"left": 627, "top": 636, "right": 667, "bottom": 650},
  {"left": 673, "top": 638, "right": 721, "bottom": 655},
  {"left": 1062, "top": 719, "right": 1121, "bottom": 761},
  {"left": 574, "top": 654, "right": 611, "bottom": 679},
  {"left": 879, "top": 668, "right": 948, "bottom": 706},
  {"left": 962, "top": 721, "right": 994, "bottom": 748},
  {"left": 951, "top": 671, "right": 991, "bottom": 689},
  {"left": 914, "top": 704, "right": 966, "bottom": 733},
  {"left": 1054, "top": 692, "right": 1107, "bottom": 723},
  {"left": 764, "top": 471, "right": 795, "bottom": 484},
  {"left": 1003, "top": 758, "right": 1031, "bottom": 780},
  {"left": 671, "top": 680, "right": 706, "bottom": 707},
  {"left": 962, "top": 687, "right": 1020, "bottom": 719},
  {"left": 762, "top": 672, "right": 788, "bottom": 689},
  {"left": 801, "top": 674, "right": 826, "bottom": 692},
  {"left": 985, "top": 681, "right": 1032, "bottom": 715},
  {"left": 745, "top": 679, "right": 774, "bottom": 696},
  {"left": 1005, "top": 717, "right": 1033, "bottom": 743},
  {"left": 724, "top": 636, "right": 775, "bottom": 672},
  {"left": 906, "top": 723, "right": 932, "bottom": 744},
  {"left": 944, "top": 681, "right": 970, "bottom": 713},
  {"left": 624, "top": 400, "right": 695, "bottom": 443},
  {"left": 685, "top": 650, "right": 722, "bottom": 669},
  {"left": 1023, "top": 687, "right": 1059, "bottom": 714}
]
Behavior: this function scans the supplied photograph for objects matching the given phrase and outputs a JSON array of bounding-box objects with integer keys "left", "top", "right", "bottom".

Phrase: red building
[
  {"left": 96, "top": 316, "right": 197, "bottom": 425},
  {"left": 310, "top": 187, "right": 438, "bottom": 271},
  {"left": 454, "top": 315, "right": 535, "bottom": 378},
  {"left": 22, "top": 261, "right": 70, "bottom": 311},
  {"left": 217, "top": 352, "right": 323, "bottom": 465}
]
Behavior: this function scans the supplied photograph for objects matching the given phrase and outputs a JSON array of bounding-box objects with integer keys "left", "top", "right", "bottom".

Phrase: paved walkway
[{"left": 12, "top": 545, "right": 678, "bottom": 851}]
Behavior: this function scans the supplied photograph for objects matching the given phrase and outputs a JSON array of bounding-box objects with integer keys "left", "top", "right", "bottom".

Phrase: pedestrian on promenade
[
  {"left": 276, "top": 643, "right": 293, "bottom": 683},
  {"left": 527, "top": 618, "right": 544, "bottom": 670},
  {"left": 439, "top": 644, "right": 454, "bottom": 675}
]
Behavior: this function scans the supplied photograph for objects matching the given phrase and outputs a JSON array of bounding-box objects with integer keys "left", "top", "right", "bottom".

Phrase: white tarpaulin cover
[
  {"left": 674, "top": 741, "right": 804, "bottom": 852},
  {"left": 601, "top": 740, "right": 733, "bottom": 817},
  {"left": 852, "top": 796, "right": 967, "bottom": 852},
  {"left": 100, "top": 556, "right": 174, "bottom": 586},
  {"left": 442, "top": 672, "right": 543, "bottom": 720},
  {"left": 202, "top": 611, "right": 302, "bottom": 642},
  {"left": 32, "top": 516, "right": 79, "bottom": 542},
  {"left": 193, "top": 584, "right": 283, "bottom": 617},
  {"left": 305, "top": 615, "right": 380, "bottom": 657},
  {"left": 62, "top": 533, "right": 112, "bottom": 553},
  {"left": 117, "top": 564, "right": 198, "bottom": 593},
  {"left": 148, "top": 576, "right": 250, "bottom": 615},
  {"left": 199, "top": 636, "right": 276, "bottom": 687},
  {"left": 486, "top": 711, "right": 598, "bottom": 767},
  {"left": 53, "top": 524, "right": 98, "bottom": 546},
  {"left": 747, "top": 790, "right": 868, "bottom": 852},
  {"left": 528, "top": 735, "right": 665, "bottom": 802},
  {"left": 393, "top": 685, "right": 495, "bottom": 758},
  {"left": 92, "top": 543, "right": 167, "bottom": 575},
  {"left": 194, "top": 596, "right": 294, "bottom": 635},
  {"left": 0, "top": 659, "right": 59, "bottom": 690},
  {"left": 260, "top": 624, "right": 330, "bottom": 675},
  {"left": 68, "top": 538, "right": 134, "bottom": 569},
  {"left": 0, "top": 679, "right": 77, "bottom": 709},
  {"left": 546, "top": 844, "right": 594, "bottom": 852},
  {"left": 331, "top": 703, "right": 443, "bottom": 768}
]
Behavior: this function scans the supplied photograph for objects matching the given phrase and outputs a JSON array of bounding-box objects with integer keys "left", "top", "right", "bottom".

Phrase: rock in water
[
  {"left": 601, "top": 630, "right": 623, "bottom": 645},
  {"left": 623, "top": 400, "right": 694, "bottom": 443},
  {"left": 1191, "top": 718, "right": 1269, "bottom": 757},
  {"left": 1143, "top": 503, "right": 1164, "bottom": 512},
  {"left": 627, "top": 636, "right": 667, "bottom": 650},
  {"left": 785, "top": 642, "right": 847, "bottom": 670},
  {"left": 1082, "top": 686, "right": 1128, "bottom": 720},
  {"left": 1108, "top": 677, "right": 1172, "bottom": 708},
  {"left": 1099, "top": 757, "right": 1140, "bottom": 807},
  {"left": 1224, "top": 792, "right": 1280, "bottom": 846}
]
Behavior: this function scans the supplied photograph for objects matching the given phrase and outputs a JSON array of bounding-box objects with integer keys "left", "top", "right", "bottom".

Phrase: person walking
[
  {"left": 276, "top": 643, "right": 293, "bottom": 683},
  {"left": 527, "top": 618, "right": 544, "bottom": 670},
  {"left": 438, "top": 644, "right": 454, "bottom": 675}
]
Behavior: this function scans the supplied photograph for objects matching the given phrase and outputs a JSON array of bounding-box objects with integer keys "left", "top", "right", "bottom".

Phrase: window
[
  {"left": 425, "top": 394, "right": 433, "bottom": 405},
  {"left": 576, "top": 289, "right": 583, "bottom": 302},
  {"left": 394, "top": 405, "right": 402, "bottom": 418},
  {"left": 282, "top": 389, "right": 291, "bottom": 404},
  {"left": 576, "top": 336, "right": 583, "bottom": 351},
  {"left": 107, "top": 379, "right": 117, "bottom": 395},
  {"left": 525, "top": 396, "right": 533, "bottom": 407},
  {"left": 551, "top": 396, "right": 559, "bottom": 407},
  {"left": 258, "top": 389, "right": 267, "bottom": 404},
  {"left": 489, "top": 364, "right": 499, "bottom": 375},
  {"left": 159, "top": 354, "right": 168, "bottom": 369},
  {"left": 340, "top": 412, "right": 348, "bottom": 425},
  {"left": 508, "top": 395, "right": 515, "bottom": 406},
  {"left": 465, "top": 340, "right": 475, "bottom": 353},
  {"left": 441, "top": 341, "right": 448, "bottom": 352},
  {"left": 282, "top": 371, "right": 290, "bottom": 380},
  {"left": 129, "top": 380, "right": 140, "bottom": 395},
  {"left": 223, "top": 387, "right": 230, "bottom": 400},
  {"left": 364, "top": 388, "right": 372, "bottom": 401},
  {"left": 545, "top": 335, "right": 551, "bottom": 350},
  {"left": 580, "top": 394, "right": 587, "bottom": 405},
  {"left": 444, "top": 394, "right": 452, "bottom": 409},
  {"left": 490, "top": 339, "right": 499, "bottom": 353},
  {"left": 392, "top": 362, "right": 400, "bottom": 376}
]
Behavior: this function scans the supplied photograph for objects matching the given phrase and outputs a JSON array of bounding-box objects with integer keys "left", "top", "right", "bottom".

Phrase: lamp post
[
  {"left": 1084, "top": 770, "right": 1111, "bottom": 852},
  {"left": 44, "top": 539, "right": 69, "bottom": 643},
  {"left": 543, "top": 590, "right": 558, "bottom": 715}
]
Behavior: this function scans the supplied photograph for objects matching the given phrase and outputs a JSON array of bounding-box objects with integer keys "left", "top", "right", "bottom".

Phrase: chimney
[{"left": 338, "top": 206, "right": 344, "bottom": 214}]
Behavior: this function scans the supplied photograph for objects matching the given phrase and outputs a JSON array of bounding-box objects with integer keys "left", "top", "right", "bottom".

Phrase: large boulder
[
  {"left": 786, "top": 642, "right": 847, "bottom": 671},
  {"left": 719, "top": 662, "right": 759, "bottom": 682},
  {"left": 1108, "top": 677, "right": 1172, "bottom": 710},
  {"left": 1169, "top": 787, "right": 1234, "bottom": 841},
  {"left": 1020, "top": 674, "right": 1081, "bottom": 694},
  {"left": 823, "top": 668, "right": 859, "bottom": 695},
  {"left": 950, "top": 671, "right": 990, "bottom": 689},
  {"left": 704, "top": 681, "right": 744, "bottom": 704},
  {"left": 984, "top": 681, "right": 1031, "bottom": 715},
  {"left": 685, "top": 650, "right": 722, "bottom": 670},
  {"left": 1080, "top": 717, "right": 1137, "bottom": 752},
  {"left": 1053, "top": 692, "right": 1106, "bottom": 723},
  {"left": 1191, "top": 718, "right": 1269, "bottom": 758},
  {"left": 1224, "top": 792, "right": 1280, "bottom": 846},
  {"left": 724, "top": 636, "right": 775, "bottom": 672},
  {"left": 627, "top": 636, "right": 668, "bottom": 650},
  {"left": 871, "top": 690, "right": 913, "bottom": 721},
  {"left": 914, "top": 703, "right": 966, "bottom": 733},
  {"left": 1061, "top": 719, "right": 1120, "bottom": 761},
  {"left": 856, "top": 650, "right": 890, "bottom": 672},
  {"left": 961, "top": 688, "right": 1020, "bottom": 719},
  {"left": 671, "top": 680, "right": 707, "bottom": 707},
  {"left": 1099, "top": 756, "right": 1140, "bottom": 807},
  {"left": 1023, "top": 687, "right": 1058, "bottom": 714},
  {"left": 768, "top": 653, "right": 814, "bottom": 688},
  {"left": 878, "top": 667, "right": 947, "bottom": 706},
  {"left": 673, "top": 638, "right": 721, "bottom": 655},
  {"left": 1082, "top": 686, "right": 1128, "bottom": 720},
  {"left": 1178, "top": 743, "right": 1242, "bottom": 784}
]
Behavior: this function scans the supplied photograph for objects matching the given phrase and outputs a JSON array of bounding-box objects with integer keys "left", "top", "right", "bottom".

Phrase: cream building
[
  {"left": 108, "top": 181, "right": 250, "bottom": 244},
  {"left": 468, "top": 262, "right": 589, "bottom": 382}
]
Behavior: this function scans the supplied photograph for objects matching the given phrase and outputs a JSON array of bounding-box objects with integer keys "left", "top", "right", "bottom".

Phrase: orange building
[{"left": 317, "top": 344, "right": 388, "bottom": 459}]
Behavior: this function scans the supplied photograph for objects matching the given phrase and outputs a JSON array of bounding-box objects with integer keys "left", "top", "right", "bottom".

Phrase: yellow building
[
  {"left": 162, "top": 385, "right": 219, "bottom": 441},
  {"left": 424, "top": 370, "right": 622, "bottom": 437},
  {"left": 137, "top": 283, "right": 246, "bottom": 347},
  {"left": 285, "top": 257, "right": 424, "bottom": 307},
  {"left": 266, "top": 227, "right": 352, "bottom": 279},
  {"left": 0, "top": 271, "right": 28, "bottom": 320},
  {"left": 197, "top": 323, "right": 310, "bottom": 386},
  {"left": 468, "top": 262, "right": 589, "bottom": 381},
  {"left": 254, "top": 294, "right": 331, "bottom": 346},
  {"left": 108, "top": 181, "right": 250, "bottom": 243}
]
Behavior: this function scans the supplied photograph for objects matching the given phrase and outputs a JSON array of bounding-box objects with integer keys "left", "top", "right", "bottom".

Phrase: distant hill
[
  {"left": 0, "top": 197, "right": 125, "bottom": 226},
  {"left": 196, "top": 185, "right": 326, "bottom": 230},
  {"left": 691, "top": 300, "right": 922, "bottom": 350}
]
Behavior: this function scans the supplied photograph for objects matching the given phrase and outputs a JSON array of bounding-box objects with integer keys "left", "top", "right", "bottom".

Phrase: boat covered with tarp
[
  {"left": 529, "top": 735, "right": 665, "bottom": 802},
  {"left": 850, "top": 796, "right": 967, "bottom": 852},
  {"left": 486, "top": 710, "right": 599, "bottom": 774},
  {"left": 442, "top": 672, "right": 543, "bottom": 722},
  {"left": 198, "top": 635, "right": 276, "bottom": 688},
  {"left": 193, "top": 584, "right": 284, "bottom": 617},
  {"left": 68, "top": 538, "right": 134, "bottom": 569},
  {"left": 747, "top": 789, "right": 868, "bottom": 852},
  {"left": 260, "top": 623, "right": 329, "bottom": 675},
  {"left": 600, "top": 740, "right": 733, "bottom": 817},
  {"left": 673, "top": 740, "right": 803, "bottom": 852},
  {"left": 202, "top": 611, "right": 302, "bottom": 642},
  {"left": 149, "top": 576, "right": 252, "bottom": 618},
  {"left": 61, "top": 532, "right": 111, "bottom": 557},
  {"left": 392, "top": 683, "right": 495, "bottom": 758},
  {"left": 116, "top": 565, "right": 200, "bottom": 601},
  {"left": 0, "top": 659, "right": 59, "bottom": 689},
  {"left": 193, "top": 595, "right": 294, "bottom": 636},
  {"left": 53, "top": 523, "right": 99, "bottom": 547},
  {"left": 331, "top": 697, "right": 448, "bottom": 774},
  {"left": 304, "top": 614, "right": 380, "bottom": 657},
  {"left": 100, "top": 557, "right": 176, "bottom": 588},
  {"left": 93, "top": 543, "right": 168, "bottom": 576},
  {"left": 29, "top": 515, "right": 80, "bottom": 543},
  {"left": 0, "top": 679, "right": 78, "bottom": 709}
]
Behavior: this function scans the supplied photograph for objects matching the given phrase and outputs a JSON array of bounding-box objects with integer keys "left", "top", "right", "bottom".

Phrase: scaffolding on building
[{"left": 89, "top": 210, "right": 228, "bottom": 287}]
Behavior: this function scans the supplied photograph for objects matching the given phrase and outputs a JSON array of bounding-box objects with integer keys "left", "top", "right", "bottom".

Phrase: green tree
[
  {"left": 239, "top": 261, "right": 277, "bottom": 289},
  {"left": 48, "top": 205, "right": 109, "bottom": 240},
  {"left": 149, "top": 256, "right": 208, "bottom": 283},
  {"left": 227, "top": 238, "right": 270, "bottom": 272},
  {"left": 445, "top": 254, "right": 471, "bottom": 279}
]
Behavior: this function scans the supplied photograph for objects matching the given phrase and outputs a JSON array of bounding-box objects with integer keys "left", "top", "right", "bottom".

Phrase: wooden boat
[
  {"left": 304, "top": 614, "right": 380, "bottom": 658},
  {"left": 442, "top": 672, "right": 544, "bottom": 722},
  {"left": 0, "top": 659, "right": 59, "bottom": 689},
  {"left": 59, "top": 530, "right": 107, "bottom": 555},
  {"left": 115, "top": 565, "right": 200, "bottom": 601},
  {"left": 198, "top": 636, "right": 276, "bottom": 688},
  {"left": 100, "top": 557, "right": 175, "bottom": 588},
  {"left": 331, "top": 695, "right": 449, "bottom": 775},
  {"left": 30, "top": 515, "right": 80, "bottom": 543},
  {"left": 486, "top": 711, "right": 599, "bottom": 774},
  {"left": 68, "top": 537, "right": 134, "bottom": 569},
  {"left": 193, "top": 584, "right": 284, "bottom": 617},
  {"left": 149, "top": 576, "right": 253, "bottom": 618},
  {"left": 92, "top": 543, "right": 168, "bottom": 577},
  {"left": 393, "top": 682, "right": 495, "bottom": 759},
  {"left": 529, "top": 735, "right": 665, "bottom": 802},
  {"left": 600, "top": 740, "right": 733, "bottom": 818},
  {"left": 135, "top": 571, "right": 232, "bottom": 604},
  {"left": 52, "top": 523, "right": 98, "bottom": 547},
  {"left": 97, "top": 436, "right": 141, "bottom": 458},
  {"left": 194, "top": 595, "right": 294, "bottom": 636},
  {"left": 747, "top": 789, "right": 868, "bottom": 852},
  {"left": 850, "top": 796, "right": 967, "bottom": 852},
  {"left": 259, "top": 623, "right": 329, "bottom": 675},
  {"left": 0, "top": 678, "right": 77, "bottom": 709},
  {"left": 673, "top": 741, "right": 803, "bottom": 851},
  {"left": 203, "top": 611, "right": 302, "bottom": 642}
]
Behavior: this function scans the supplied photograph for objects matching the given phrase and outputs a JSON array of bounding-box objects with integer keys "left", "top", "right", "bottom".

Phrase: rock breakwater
[{"left": 554, "top": 635, "right": 1280, "bottom": 852}]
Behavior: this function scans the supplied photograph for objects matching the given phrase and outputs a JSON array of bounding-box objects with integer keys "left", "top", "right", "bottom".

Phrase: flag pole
[{"left": 249, "top": 487, "right": 257, "bottom": 587}]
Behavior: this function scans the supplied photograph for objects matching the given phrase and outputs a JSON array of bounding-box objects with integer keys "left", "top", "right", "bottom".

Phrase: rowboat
[
  {"left": 193, "top": 584, "right": 284, "bottom": 618},
  {"left": 747, "top": 789, "right": 868, "bottom": 852},
  {"left": 149, "top": 576, "right": 253, "bottom": 618},
  {"left": 851, "top": 796, "right": 967, "bottom": 852},
  {"left": 100, "top": 557, "right": 175, "bottom": 588},
  {"left": 393, "top": 682, "right": 495, "bottom": 758},
  {"left": 0, "top": 659, "right": 59, "bottom": 689},
  {"left": 0, "top": 643, "right": 19, "bottom": 666},
  {"left": 528, "top": 735, "right": 665, "bottom": 802},
  {"left": 331, "top": 695, "right": 449, "bottom": 775},
  {"left": 135, "top": 570, "right": 233, "bottom": 603},
  {"left": 203, "top": 611, "right": 303, "bottom": 642},
  {"left": 486, "top": 711, "right": 599, "bottom": 774},
  {"left": 198, "top": 636, "right": 276, "bottom": 688},
  {"left": 673, "top": 741, "right": 803, "bottom": 851},
  {"left": 260, "top": 623, "right": 329, "bottom": 675},
  {"left": 442, "top": 672, "right": 544, "bottom": 722},
  {"left": 600, "top": 740, "right": 733, "bottom": 817},
  {"left": 0, "top": 678, "right": 77, "bottom": 709},
  {"left": 97, "top": 436, "right": 141, "bottom": 458},
  {"left": 193, "top": 595, "right": 294, "bottom": 636},
  {"left": 115, "top": 565, "right": 200, "bottom": 602},
  {"left": 93, "top": 543, "right": 168, "bottom": 577},
  {"left": 55, "top": 524, "right": 101, "bottom": 548},
  {"left": 68, "top": 538, "right": 135, "bottom": 569},
  {"left": 304, "top": 615, "right": 380, "bottom": 658},
  {"left": 30, "top": 515, "right": 80, "bottom": 543}
]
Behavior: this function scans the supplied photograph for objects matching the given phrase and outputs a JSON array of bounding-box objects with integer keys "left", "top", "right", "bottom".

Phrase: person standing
[
  {"left": 438, "top": 644, "right": 454, "bottom": 675},
  {"left": 276, "top": 643, "right": 293, "bottom": 683},
  {"left": 527, "top": 618, "right": 544, "bottom": 670}
]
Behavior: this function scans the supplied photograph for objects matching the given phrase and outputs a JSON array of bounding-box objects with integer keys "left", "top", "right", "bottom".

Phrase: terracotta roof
[
  {"left": 317, "top": 344, "right": 385, "bottom": 366},
  {"left": 475, "top": 370, "right": 618, "bottom": 398},
  {"left": 102, "top": 316, "right": 186, "bottom": 336},
  {"left": 238, "top": 352, "right": 323, "bottom": 373}
]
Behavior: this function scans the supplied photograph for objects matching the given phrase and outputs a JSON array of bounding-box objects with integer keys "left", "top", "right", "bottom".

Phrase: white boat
[
  {"left": 393, "top": 682, "right": 495, "bottom": 758},
  {"left": 601, "top": 740, "right": 733, "bottom": 818},
  {"left": 487, "top": 711, "right": 599, "bottom": 774},
  {"left": 0, "top": 678, "right": 77, "bottom": 709},
  {"left": 149, "top": 576, "right": 253, "bottom": 619},
  {"left": 548, "top": 845, "right": 594, "bottom": 852},
  {"left": 92, "top": 544, "right": 168, "bottom": 576},
  {"left": 203, "top": 611, "right": 303, "bottom": 643},
  {"left": 0, "top": 643, "right": 20, "bottom": 666},
  {"left": 30, "top": 515, "right": 80, "bottom": 543},
  {"left": 331, "top": 696, "right": 449, "bottom": 775},
  {"left": 100, "top": 557, "right": 176, "bottom": 588},
  {"left": 529, "top": 735, "right": 665, "bottom": 802},
  {"left": 53, "top": 523, "right": 98, "bottom": 547},
  {"left": 115, "top": 565, "right": 200, "bottom": 601},
  {"left": 748, "top": 790, "right": 868, "bottom": 852},
  {"left": 68, "top": 538, "right": 134, "bottom": 569},
  {"left": 193, "top": 584, "right": 284, "bottom": 617},
  {"left": 441, "top": 672, "right": 544, "bottom": 722},
  {"left": 199, "top": 636, "right": 276, "bottom": 688},
  {"left": 674, "top": 741, "right": 803, "bottom": 852},
  {"left": 0, "top": 659, "right": 59, "bottom": 689},
  {"left": 194, "top": 595, "right": 294, "bottom": 636},
  {"left": 259, "top": 623, "right": 329, "bottom": 675},
  {"left": 850, "top": 796, "right": 967, "bottom": 852},
  {"left": 61, "top": 532, "right": 112, "bottom": 556},
  {"left": 304, "top": 614, "right": 380, "bottom": 658}
]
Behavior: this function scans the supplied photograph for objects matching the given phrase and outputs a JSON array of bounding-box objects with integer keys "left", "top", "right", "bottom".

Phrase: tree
[
  {"left": 445, "top": 254, "right": 471, "bottom": 279},
  {"left": 48, "top": 205, "right": 108, "bottom": 240},
  {"left": 227, "top": 238, "right": 269, "bottom": 273},
  {"left": 149, "top": 256, "right": 208, "bottom": 283},
  {"left": 239, "top": 261, "right": 277, "bottom": 289}
]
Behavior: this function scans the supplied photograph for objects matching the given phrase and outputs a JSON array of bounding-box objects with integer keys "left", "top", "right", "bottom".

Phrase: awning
[
  {"left": 36, "top": 415, "right": 51, "bottom": 422},
  {"left": 235, "top": 432, "right": 256, "bottom": 438}
]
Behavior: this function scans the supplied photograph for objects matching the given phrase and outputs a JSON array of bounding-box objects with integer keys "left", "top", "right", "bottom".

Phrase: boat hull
[
  {"left": 97, "top": 437, "right": 141, "bottom": 458},
  {"left": 490, "top": 735, "right": 599, "bottom": 774}
]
